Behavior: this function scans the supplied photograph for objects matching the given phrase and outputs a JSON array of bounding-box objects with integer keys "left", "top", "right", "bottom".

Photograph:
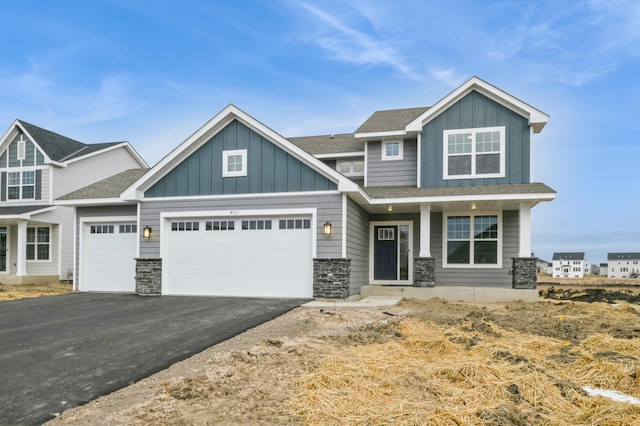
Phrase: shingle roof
[
  {"left": 57, "top": 169, "right": 148, "bottom": 200},
  {"left": 288, "top": 133, "right": 362, "bottom": 155},
  {"left": 607, "top": 252, "right": 640, "bottom": 261},
  {"left": 355, "top": 107, "right": 429, "bottom": 134},
  {"left": 363, "top": 183, "right": 556, "bottom": 199},
  {"left": 0, "top": 205, "right": 52, "bottom": 215},
  {"left": 552, "top": 252, "right": 585, "bottom": 261},
  {"left": 17, "top": 120, "right": 125, "bottom": 162}
]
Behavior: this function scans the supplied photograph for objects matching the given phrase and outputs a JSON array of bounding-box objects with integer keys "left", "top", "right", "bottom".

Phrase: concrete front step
[{"left": 361, "top": 284, "right": 538, "bottom": 303}]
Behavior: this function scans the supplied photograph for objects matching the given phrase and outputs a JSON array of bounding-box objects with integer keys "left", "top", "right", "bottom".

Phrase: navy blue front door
[{"left": 374, "top": 226, "right": 397, "bottom": 280}]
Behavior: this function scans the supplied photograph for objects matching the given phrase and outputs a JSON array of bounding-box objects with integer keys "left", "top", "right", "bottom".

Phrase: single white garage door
[
  {"left": 165, "top": 217, "right": 313, "bottom": 298},
  {"left": 82, "top": 223, "right": 137, "bottom": 292}
]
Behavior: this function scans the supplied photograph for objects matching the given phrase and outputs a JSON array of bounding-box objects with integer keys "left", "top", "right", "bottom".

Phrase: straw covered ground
[{"left": 50, "top": 294, "right": 640, "bottom": 425}]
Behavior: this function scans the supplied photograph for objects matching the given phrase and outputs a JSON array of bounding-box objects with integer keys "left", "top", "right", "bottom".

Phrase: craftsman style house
[
  {"left": 0, "top": 120, "right": 147, "bottom": 284},
  {"left": 59, "top": 77, "right": 555, "bottom": 299}
]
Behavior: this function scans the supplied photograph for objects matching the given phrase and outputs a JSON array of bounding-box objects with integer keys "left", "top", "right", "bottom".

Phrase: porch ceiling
[{"left": 348, "top": 183, "right": 556, "bottom": 214}]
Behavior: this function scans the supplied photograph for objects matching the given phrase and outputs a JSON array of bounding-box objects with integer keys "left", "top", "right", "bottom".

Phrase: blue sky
[{"left": 1, "top": 0, "right": 639, "bottom": 264}]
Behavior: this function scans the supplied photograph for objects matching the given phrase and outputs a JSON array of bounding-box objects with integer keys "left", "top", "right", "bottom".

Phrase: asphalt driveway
[{"left": 0, "top": 293, "right": 307, "bottom": 425}]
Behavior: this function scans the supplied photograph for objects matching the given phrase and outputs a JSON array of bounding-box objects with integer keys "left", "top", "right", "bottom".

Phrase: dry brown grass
[
  {"left": 289, "top": 314, "right": 640, "bottom": 425},
  {"left": 0, "top": 282, "right": 74, "bottom": 301}
]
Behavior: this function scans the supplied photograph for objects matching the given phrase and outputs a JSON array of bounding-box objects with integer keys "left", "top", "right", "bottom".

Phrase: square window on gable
[
  {"left": 222, "top": 149, "right": 247, "bottom": 177},
  {"left": 381, "top": 141, "right": 403, "bottom": 161}
]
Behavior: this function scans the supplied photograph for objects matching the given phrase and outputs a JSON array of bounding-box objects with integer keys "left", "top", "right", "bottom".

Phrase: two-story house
[
  {"left": 607, "top": 252, "right": 640, "bottom": 278},
  {"left": 0, "top": 120, "right": 147, "bottom": 284},
  {"left": 552, "top": 252, "right": 587, "bottom": 278},
  {"left": 59, "top": 77, "right": 555, "bottom": 301}
]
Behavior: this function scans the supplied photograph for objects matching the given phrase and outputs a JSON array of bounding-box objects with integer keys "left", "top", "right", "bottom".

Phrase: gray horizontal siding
[
  {"left": 431, "top": 210, "right": 518, "bottom": 286},
  {"left": 346, "top": 198, "right": 369, "bottom": 295},
  {"left": 366, "top": 139, "right": 417, "bottom": 187},
  {"left": 139, "top": 193, "right": 343, "bottom": 259},
  {"left": 421, "top": 91, "right": 530, "bottom": 187},
  {"left": 145, "top": 120, "right": 337, "bottom": 197}
]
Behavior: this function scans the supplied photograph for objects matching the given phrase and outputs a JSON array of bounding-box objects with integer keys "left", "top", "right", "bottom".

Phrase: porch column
[
  {"left": 16, "top": 220, "right": 27, "bottom": 276},
  {"left": 518, "top": 203, "right": 532, "bottom": 257},
  {"left": 419, "top": 204, "right": 431, "bottom": 257}
]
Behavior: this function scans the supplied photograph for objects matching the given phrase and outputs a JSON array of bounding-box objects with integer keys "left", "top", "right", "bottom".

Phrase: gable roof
[
  {"left": 607, "top": 252, "right": 640, "bottom": 261},
  {"left": 288, "top": 133, "right": 362, "bottom": 156},
  {"left": 552, "top": 252, "right": 585, "bottom": 261},
  {"left": 121, "top": 104, "right": 358, "bottom": 201},
  {"left": 355, "top": 107, "right": 429, "bottom": 134},
  {"left": 405, "top": 76, "right": 549, "bottom": 134},
  {"left": 0, "top": 120, "right": 147, "bottom": 167},
  {"left": 57, "top": 169, "right": 149, "bottom": 204}
]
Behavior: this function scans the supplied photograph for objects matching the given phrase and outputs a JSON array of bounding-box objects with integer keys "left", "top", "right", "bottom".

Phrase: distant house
[
  {"left": 536, "top": 259, "right": 551, "bottom": 274},
  {"left": 552, "top": 252, "right": 587, "bottom": 278},
  {"left": 600, "top": 263, "right": 608, "bottom": 276},
  {"left": 607, "top": 253, "right": 640, "bottom": 278}
]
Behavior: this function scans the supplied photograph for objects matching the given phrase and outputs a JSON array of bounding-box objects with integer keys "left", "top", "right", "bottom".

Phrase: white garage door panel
[
  {"left": 83, "top": 225, "right": 137, "bottom": 292},
  {"left": 166, "top": 219, "right": 312, "bottom": 298}
]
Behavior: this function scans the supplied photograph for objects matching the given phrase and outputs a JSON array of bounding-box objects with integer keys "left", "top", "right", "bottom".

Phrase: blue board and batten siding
[
  {"left": 145, "top": 120, "right": 337, "bottom": 197},
  {"left": 366, "top": 139, "right": 417, "bottom": 187},
  {"left": 421, "top": 91, "right": 530, "bottom": 187},
  {"left": 431, "top": 210, "right": 519, "bottom": 286}
]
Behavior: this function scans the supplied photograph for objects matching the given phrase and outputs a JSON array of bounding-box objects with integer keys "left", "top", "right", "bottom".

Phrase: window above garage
[{"left": 222, "top": 149, "right": 247, "bottom": 177}]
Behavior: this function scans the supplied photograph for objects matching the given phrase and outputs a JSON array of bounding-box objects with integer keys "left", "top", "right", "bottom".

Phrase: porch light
[
  {"left": 323, "top": 221, "right": 332, "bottom": 236},
  {"left": 143, "top": 226, "right": 153, "bottom": 239},
  {"left": 471, "top": 203, "right": 477, "bottom": 210},
  {"left": 388, "top": 205, "right": 393, "bottom": 212}
]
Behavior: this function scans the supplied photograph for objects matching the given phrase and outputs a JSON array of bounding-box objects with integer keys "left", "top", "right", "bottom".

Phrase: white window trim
[
  {"left": 336, "top": 158, "right": 365, "bottom": 177},
  {"left": 381, "top": 140, "right": 403, "bottom": 161},
  {"left": 443, "top": 126, "right": 505, "bottom": 179},
  {"left": 222, "top": 149, "right": 247, "bottom": 177},
  {"left": 26, "top": 225, "right": 52, "bottom": 263},
  {"left": 7, "top": 168, "right": 36, "bottom": 201},
  {"left": 442, "top": 212, "right": 503, "bottom": 269}
]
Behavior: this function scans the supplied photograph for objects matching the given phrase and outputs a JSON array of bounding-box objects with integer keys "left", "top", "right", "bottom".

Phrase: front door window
[
  {"left": 373, "top": 223, "right": 411, "bottom": 282},
  {"left": 0, "top": 227, "right": 6, "bottom": 272}
]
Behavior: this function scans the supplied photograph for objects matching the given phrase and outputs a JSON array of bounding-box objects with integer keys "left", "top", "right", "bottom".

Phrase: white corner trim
[
  {"left": 416, "top": 133, "right": 422, "bottom": 188},
  {"left": 341, "top": 194, "right": 347, "bottom": 258}
]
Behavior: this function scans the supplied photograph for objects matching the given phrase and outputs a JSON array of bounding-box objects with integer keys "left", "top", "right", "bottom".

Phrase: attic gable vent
[{"left": 17, "top": 136, "right": 26, "bottom": 161}]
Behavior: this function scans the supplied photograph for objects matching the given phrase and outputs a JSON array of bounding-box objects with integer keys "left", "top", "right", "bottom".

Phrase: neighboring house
[
  {"left": 588, "top": 263, "right": 600, "bottom": 275},
  {"left": 600, "top": 263, "right": 608, "bottom": 276},
  {"left": 0, "top": 120, "right": 147, "bottom": 284},
  {"left": 607, "top": 253, "right": 640, "bottom": 278},
  {"left": 552, "top": 252, "right": 587, "bottom": 278},
  {"left": 59, "top": 76, "right": 555, "bottom": 299},
  {"left": 536, "top": 259, "right": 551, "bottom": 274}
]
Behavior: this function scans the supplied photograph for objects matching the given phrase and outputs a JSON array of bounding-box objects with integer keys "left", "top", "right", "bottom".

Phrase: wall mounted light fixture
[
  {"left": 143, "top": 226, "right": 153, "bottom": 239},
  {"left": 323, "top": 221, "right": 332, "bottom": 236},
  {"left": 388, "top": 205, "right": 393, "bottom": 212},
  {"left": 471, "top": 203, "right": 477, "bottom": 210}
]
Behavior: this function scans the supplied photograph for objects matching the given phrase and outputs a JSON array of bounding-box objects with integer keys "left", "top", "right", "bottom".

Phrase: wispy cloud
[{"left": 295, "top": 2, "right": 420, "bottom": 80}]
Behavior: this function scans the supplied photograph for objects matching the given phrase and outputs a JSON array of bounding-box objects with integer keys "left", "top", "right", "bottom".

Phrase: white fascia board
[
  {"left": 139, "top": 189, "right": 342, "bottom": 203},
  {"left": 121, "top": 104, "right": 351, "bottom": 200},
  {"left": 314, "top": 151, "right": 365, "bottom": 159},
  {"left": 65, "top": 142, "right": 149, "bottom": 168},
  {"left": 357, "top": 187, "right": 556, "bottom": 205},
  {"left": 354, "top": 130, "right": 406, "bottom": 139},
  {"left": 405, "top": 76, "right": 549, "bottom": 133},
  {"left": 55, "top": 198, "right": 131, "bottom": 207}
]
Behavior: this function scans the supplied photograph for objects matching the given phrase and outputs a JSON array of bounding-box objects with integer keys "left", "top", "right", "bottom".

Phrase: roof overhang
[
  {"left": 314, "top": 151, "right": 365, "bottom": 159},
  {"left": 55, "top": 198, "right": 134, "bottom": 207},
  {"left": 405, "top": 76, "right": 549, "bottom": 134},
  {"left": 121, "top": 104, "right": 358, "bottom": 201},
  {"left": 0, "top": 206, "right": 56, "bottom": 222}
]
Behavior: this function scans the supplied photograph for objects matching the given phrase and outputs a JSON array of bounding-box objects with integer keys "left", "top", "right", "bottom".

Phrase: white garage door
[
  {"left": 165, "top": 217, "right": 313, "bottom": 298},
  {"left": 82, "top": 223, "right": 137, "bottom": 292}
]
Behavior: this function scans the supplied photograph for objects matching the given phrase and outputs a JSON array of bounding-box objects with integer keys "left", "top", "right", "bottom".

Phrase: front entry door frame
[
  {"left": 0, "top": 226, "right": 8, "bottom": 274},
  {"left": 369, "top": 220, "right": 413, "bottom": 285}
]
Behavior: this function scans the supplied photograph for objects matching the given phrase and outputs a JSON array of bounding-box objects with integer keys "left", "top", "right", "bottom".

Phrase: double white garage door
[
  {"left": 81, "top": 216, "right": 313, "bottom": 298},
  {"left": 164, "top": 217, "right": 313, "bottom": 298}
]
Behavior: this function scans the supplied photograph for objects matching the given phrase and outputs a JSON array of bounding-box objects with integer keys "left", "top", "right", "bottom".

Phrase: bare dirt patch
[
  {"left": 48, "top": 292, "right": 640, "bottom": 426},
  {"left": 0, "top": 282, "right": 74, "bottom": 301}
]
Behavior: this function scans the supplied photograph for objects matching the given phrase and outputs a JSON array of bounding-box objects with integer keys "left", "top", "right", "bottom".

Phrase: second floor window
[
  {"left": 8, "top": 170, "right": 35, "bottom": 200},
  {"left": 443, "top": 127, "right": 505, "bottom": 179},
  {"left": 336, "top": 159, "right": 364, "bottom": 176}
]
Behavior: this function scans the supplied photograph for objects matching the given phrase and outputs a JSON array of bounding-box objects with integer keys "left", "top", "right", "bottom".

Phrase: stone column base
[
  {"left": 512, "top": 257, "right": 537, "bottom": 289},
  {"left": 313, "top": 258, "right": 351, "bottom": 299},
  {"left": 414, "top": 257, "right": 436, "bottom": 287},
  {"left": 136, "top": 258, "right": 162, "bottom": 295}
]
